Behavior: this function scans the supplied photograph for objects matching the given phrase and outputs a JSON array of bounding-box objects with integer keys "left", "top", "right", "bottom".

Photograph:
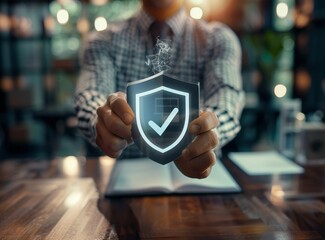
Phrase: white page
[
  {"left": 106, "top": 158, "right": 173, "bottom": 195},
  {"left": 229, "top": 151, "right": 304, "bottom": 175},
  {"left": 170, "top": 161, "right": 241, "bottom": 193}
]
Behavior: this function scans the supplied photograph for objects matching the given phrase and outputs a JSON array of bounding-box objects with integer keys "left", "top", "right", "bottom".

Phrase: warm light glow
[
  {"left": 190, "top": 7, "right": 203, "bottom": 19},
  {"left": 190, "top": 0, "right": 203, "bottom": 4},
  {"left": 0, "top": 14, "right": 11, "bottom": 31},
  {"left": 44, "top": 16, "right": 55, "bottom": 34},
  {"left": 57, "top": 0, "right": 73, "bottom": 4},
  {"left": 91, "top": 0, "right": 108, "bottom": 6},
  {"left": 63, "top": 156, "right": 79, "bottom": 177},
  {"left": 57, "top": 9, "right": 69, "bottom": 24},
  {"left": 274, "top": 84, "right": 287, "bottom": 98},
  {"left": 94, "top": 17, "right": 107, "bottom": 31},
  {"left": 271, "top": 185, "right": 285, "bottom": 198},
  {"left": 77, "top": 17, "right": 89, "bottom": 34},
  {"left": 64, "top": 192, "right": 82, "bottom": 207},
  {"left": 296, "top": 69, "right": 311, "bottom": 94},
  {"left": 99, "top": 156, "right": 115, "bottom": 167},
  {"left": 276, "top": 2, "right": 289, "bottom": 18},
  {"left": 1, "top": 77, "right": 14, "bottom": 92},
  {"left": 269, "top": 179, "right": 285, "bottom": 206}
]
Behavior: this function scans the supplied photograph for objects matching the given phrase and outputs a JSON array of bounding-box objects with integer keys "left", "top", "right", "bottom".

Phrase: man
[{"left": 75, "top": 0, "right": 244, "bottom": 178}]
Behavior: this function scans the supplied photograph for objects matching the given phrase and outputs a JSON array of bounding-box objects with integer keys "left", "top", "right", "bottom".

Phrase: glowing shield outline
[
  {"left": 127, "top": 72, "right": 199, "bottom": 164},
  {"left": 136, "top": 86, "right": 189, "bottom": 153}
]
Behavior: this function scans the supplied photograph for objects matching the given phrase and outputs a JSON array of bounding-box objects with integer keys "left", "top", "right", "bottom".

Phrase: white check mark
[{"left": 148, "top": 107, "right": 179, "bottom": 136}]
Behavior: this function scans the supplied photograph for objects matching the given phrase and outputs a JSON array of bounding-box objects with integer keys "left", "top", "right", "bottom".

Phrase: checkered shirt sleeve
[
  {"left": 74, "top": 32, "right": 116, "bottom": 145},
  {"left": 204, "top": 25, "right": 244, "bottom": 147}
]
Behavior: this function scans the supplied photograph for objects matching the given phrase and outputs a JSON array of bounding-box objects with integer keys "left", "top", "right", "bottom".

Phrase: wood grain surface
[{"left": 0, "top": 156, "right": 325, "bottom": 239}]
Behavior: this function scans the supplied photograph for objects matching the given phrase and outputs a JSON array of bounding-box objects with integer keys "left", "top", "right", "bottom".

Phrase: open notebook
[{"left": 105, "top": 158, "right": 241, "bottom": 197}]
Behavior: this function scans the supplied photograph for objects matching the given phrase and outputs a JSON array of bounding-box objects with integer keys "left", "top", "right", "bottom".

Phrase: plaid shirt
[{"left": 75, "top": 8, "right": 244, "bottom": 158}]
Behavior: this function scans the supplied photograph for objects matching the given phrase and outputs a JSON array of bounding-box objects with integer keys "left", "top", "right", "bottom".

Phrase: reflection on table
[{"left": 0, "top": 156, "right": 325, "bottom": 239}]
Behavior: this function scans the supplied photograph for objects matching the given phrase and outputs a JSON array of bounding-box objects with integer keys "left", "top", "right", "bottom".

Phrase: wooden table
[{"left": 0, "top": 156, "right": 325, "bottom": 239}]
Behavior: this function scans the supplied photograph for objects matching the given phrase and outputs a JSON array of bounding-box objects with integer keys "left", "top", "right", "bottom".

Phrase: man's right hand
[{"left": 96, "top": 92, "right": 134, "bottom": 158}]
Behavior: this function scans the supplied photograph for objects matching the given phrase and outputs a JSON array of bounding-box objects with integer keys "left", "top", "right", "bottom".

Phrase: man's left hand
[{"left": 174, "top": 111, "right": 219, "bottom": 178}]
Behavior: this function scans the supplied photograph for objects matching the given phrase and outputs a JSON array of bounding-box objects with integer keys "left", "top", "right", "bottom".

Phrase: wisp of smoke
[{"left": 145, "top": 39, "right": 171, "bottom": 74}]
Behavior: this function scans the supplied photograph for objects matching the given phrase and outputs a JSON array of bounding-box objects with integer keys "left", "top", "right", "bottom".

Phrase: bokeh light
[
  {"left": 295, "top": 68, "right": 311, "bottom": 94},
  {"left": 57, "top": 9, "right": 69, "bottom": 24},
  {"left": 274, "top": 84, "right": 287, "bottom": 98},
  {"left": 62, "top": 156, "right": 79, "bottom": 177},
  {"left": 91, "top": 0, "right": 108, "bottom": 6},
  {"left": 94, "top": 17, "right": 107, "bottom": 31},
  {"left": 64, "top": 192, "right": 82, "bottom": 207},
  {"left": 190, "top": 7, "right": 203, "bottom": 19},
  {"left": 190, "top": 0, "right": 203, "bottom": 4},
  {"left": 67, "top": 37, "right": 80, "bottom": 51},
  {"left": 0, "top": 14, "right": 11, "bottom": 32},
  {"left": 296, "top": 112, "right": 305, "bottom": 122},
  {"left": 276, "top": 2, "right": 289, "bottom": 18}
]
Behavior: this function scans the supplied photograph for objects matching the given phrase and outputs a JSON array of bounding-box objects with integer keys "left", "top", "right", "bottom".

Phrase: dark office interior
[
  {"left": 0, "top": 0, "right": 324, "bottom": 160},
  {"left": 0, "top": 0, "right": 325, "bottom": 239}
]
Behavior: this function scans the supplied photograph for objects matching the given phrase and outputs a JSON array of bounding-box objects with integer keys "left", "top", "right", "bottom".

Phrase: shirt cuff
[{"left": 89, "top": 113, "right": 99, "bottom": 147}]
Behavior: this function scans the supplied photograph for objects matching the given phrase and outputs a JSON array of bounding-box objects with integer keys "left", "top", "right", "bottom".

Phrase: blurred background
[{"left": 0, "top": 0, "right": 324, "bottom": 160}]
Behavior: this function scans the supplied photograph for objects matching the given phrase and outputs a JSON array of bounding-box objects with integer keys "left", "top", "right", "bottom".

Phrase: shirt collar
[
  {"left": 166, "top": 8, "right": 187, "bottom": 36},
  {"left": 136, "top": 7, "right": 187, "bottom": 36}
]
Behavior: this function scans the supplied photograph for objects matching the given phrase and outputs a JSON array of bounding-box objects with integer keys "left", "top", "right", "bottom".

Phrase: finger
[
  {"left": 97, "top": 106, "right": 132, "bottom": 139},
  {"left": 96, "top": 119, "right": 128, "bottom": 154},
  {"left": 188, "top": 151, "right": 216, "bottom": 176},
  {"left": 197, "top": 166, "right": 213, "bottom": 179},
  {"left": 97, "top": 118, "right": 128, "bottom": 151},
  {"left": 174, "top": 151, "right": 215, "bottom": 179},
  {"left": 97, "top": 136, "right": 124, "bottom": 158},
  {"left": 96, "top": 134, "right": 126, "bottom": 159},
  {"left": 107, "top": 93, "right": 134, "bottom": 125},
  {"left": 182, "top": 130, "right": 218, "bottom": 160},
  {"left": 189, "top": 111, "right": 219, "bottom": 134}
]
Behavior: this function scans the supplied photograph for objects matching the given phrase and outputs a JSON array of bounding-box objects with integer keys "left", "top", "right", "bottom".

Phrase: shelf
[{"left": 0, "top": 35, "right": 52, "bottom": 41}]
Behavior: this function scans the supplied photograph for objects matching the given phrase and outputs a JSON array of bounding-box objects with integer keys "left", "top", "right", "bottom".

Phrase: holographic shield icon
[{"left": 127, "top": 72, "right": 199, "bottom": 164}]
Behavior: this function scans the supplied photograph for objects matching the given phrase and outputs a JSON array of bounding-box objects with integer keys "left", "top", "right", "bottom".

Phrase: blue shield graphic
[{"left": 127, "top": 72, "right": 199, "bottom": 164}]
